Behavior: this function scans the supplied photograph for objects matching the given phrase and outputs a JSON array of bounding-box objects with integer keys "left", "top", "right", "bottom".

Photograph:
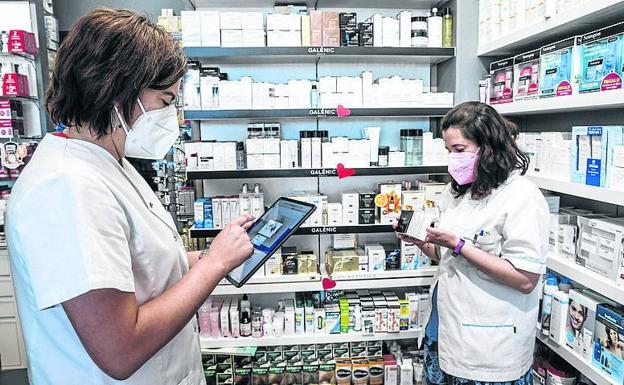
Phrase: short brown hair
[{"left": 46, "top": 8, "right": 187, "bottom": 138}]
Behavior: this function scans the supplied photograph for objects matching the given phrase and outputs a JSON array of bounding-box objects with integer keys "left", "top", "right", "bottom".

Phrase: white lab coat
[
  {"left": 427, "top": 172, "right": 549, "bottom": 382},
  {"left": 6, "top": 134, "right": 205, "bottom": 385}
]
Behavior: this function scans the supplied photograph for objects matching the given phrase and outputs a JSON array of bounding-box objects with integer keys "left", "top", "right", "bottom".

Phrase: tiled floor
[{"left": 0, "top": 369, "right": 29, "bottom": 385}]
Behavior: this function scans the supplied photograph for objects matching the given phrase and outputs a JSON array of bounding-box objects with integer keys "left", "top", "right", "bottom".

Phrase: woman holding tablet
[
  {"left": 396, "top": 101, "right": 549, "bottom": 385},
  {"left": 7, "top": 9, "right": 254, "bottom": 385}
]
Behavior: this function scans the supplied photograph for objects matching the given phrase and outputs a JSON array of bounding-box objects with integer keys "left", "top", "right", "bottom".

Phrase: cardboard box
[
  {"left": 539, "top": 36, "right": 582, "bottom": 98},
  {"left": 579, "top": 22, "right": 624, "bottom": 93},
  {"left": 489, "top": 58, "right": 514, "bottom": 104},
  {"left": 570, "top": 126, "right": 624, "bottom": 187},
  {"left": 593, "top": 304, "right": 624, "bottom": 383},
  {"left": 513, "top": 49, "right": 541, "bottom": 101}
]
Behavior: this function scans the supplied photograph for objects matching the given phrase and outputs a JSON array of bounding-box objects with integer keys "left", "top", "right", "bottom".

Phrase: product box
[
  {"left": 567, "top": 289, "right": 616, "bottom": 362},
  {"left": 400, "top": 241, "right": 420, "bottom": 270},
  {"left": 326, "top": 307, "right": 341, "bottom": 334},
  {"left": 579, "top": 22, "right": 624, "bottom": 93},
  {"left": 513, "top": 49, "right": 540, "bottom": 101},
  {"left": 336, "top": 359, "right": 352, "bottom": 384},
  {"left": 570, "top": 125, "right": 624, "bottom": 187},
  {"left": 577, "top": 217, "right": 624, "bottom": 284},
  {"left": 402, "top": 190, "right": 426, "bottom": 211},
  {"left": 7, "top": 30, "right": 37, "bottom": 56},
  {"left": 2, "top": 73, "right": 30, "bottom": 97},
  {"left": 365, "top": 244, "right": 386, "bottom": 271},
  {"left": 200, "top": 11, "right": 221, "bottom": 47},
  {"left": 489, "top": 58, "right": 514, "bottom": 104},
  {"left": 549, "top": 291, "right": 569, "bottom": 345},
  {"left": 358, "top": 209, "right": 376, "bottom": 225},
  {"left": 194, "top": 198, "right": 212, "bottom": 229},
  {"left": 181, "top": 11, "right": 202, "bottom": 46},
  {"left": 593, "top": 304, "right": 624, "bottom": 383},
  {"left": 376, "top": 183, "right": 402, "bottom": 224},
  {"left": 358, "top": 192, "right": 376, "bottom": 209},
  {"left": 539, "top": 36, "right": 583, "bottom": 98}
]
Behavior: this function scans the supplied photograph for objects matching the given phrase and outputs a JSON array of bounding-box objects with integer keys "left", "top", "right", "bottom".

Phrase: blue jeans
[{"left": 423, "top": 336, "right": 533, "bottom": 385}]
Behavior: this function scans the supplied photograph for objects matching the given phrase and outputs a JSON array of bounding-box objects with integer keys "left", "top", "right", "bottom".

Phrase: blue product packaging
[
  {"left": 570, "top": 126, "right": 624, "bottom": 187},
  {"left": 194, "top": 198, "right": 207, "bottom": 228},
  {"left": 593, "top": 304, "right": 624, "bottom": 384},
  {"left": 579, "top": 22, "right": 624, "bottom": 93},
  {"left": 539, "top": 36, "right": 582, "bottom": 97},
  {"left": 203, "top": 198, "right": 214, "bottom": 229}
]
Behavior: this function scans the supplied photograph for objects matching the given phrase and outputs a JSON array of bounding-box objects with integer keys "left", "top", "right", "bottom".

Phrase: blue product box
[
  {"left": 203, "top": 199, "right": 214, "bottom": 229},
  {"left": 570, "top": 126, "right": 624, "bottom": 187},
  {"left": 193, "top": 198, "right": 213, "bottom": 229},
  {"left": 194, "top": 198, "right": 206, "bottom": 228},
  {"left": 593, "top": 304, "right": 624, "bottom": 384},
  {"left": 579, "top": 22, "right": 624, "bottom": 93},
  {"left": 539, "top": 36, "right": 582, "bottom": 98}
]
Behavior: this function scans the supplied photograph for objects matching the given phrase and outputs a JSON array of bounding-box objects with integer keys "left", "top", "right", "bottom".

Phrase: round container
[
  {"left": 411, "top": 16, "right": 428, "bottom": 32},
  {"left": 546, "top": 364, "right": 576, "bottom": 385},
  {"left": 411, "top": 30, "right": 428, "bottom": 47},
  {"left": 412, "top": 129, "right": 424, "bottom": 166}
]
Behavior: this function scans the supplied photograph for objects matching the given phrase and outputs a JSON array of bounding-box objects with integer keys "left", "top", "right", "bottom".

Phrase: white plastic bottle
[
  {"left": 427, "top": 7, "right": 443, "bottom": 47},
  {"left": 541, "top": 275, "right": 559, "bottom": 335}
]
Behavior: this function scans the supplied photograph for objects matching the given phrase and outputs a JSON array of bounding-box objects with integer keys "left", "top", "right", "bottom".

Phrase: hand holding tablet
[{"left": 226, "top": 198, "right": 316, "bottom": 287}]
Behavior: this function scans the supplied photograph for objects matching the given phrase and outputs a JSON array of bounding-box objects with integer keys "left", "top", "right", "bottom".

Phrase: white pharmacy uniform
[
  {"left": 427, "top": 172, "right": 549, "bottom": 382},
  {"left": 6, "top": 134, "right": 205, "bottom": 385}
]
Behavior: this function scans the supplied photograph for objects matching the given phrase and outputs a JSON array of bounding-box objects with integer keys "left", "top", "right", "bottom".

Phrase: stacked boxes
[
  {"left": 570, "top": 125, "right": 624, "bottom": 187},
  {"left": 513, "top": 49, "right": 540, "bottom": 101},
  {"left": 267, "top": 13, "right": 302, "bottom": 47},
  {"left": 539, "top": 36, "right": 582, "bottom": 98}
]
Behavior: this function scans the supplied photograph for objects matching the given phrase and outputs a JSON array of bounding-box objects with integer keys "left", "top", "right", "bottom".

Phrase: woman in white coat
[
  {"left": 6, "top": 9, "right": 254, "bottom": 385},
  {"left": 396, "top": 101, "right": 549, "bottom": 385}
]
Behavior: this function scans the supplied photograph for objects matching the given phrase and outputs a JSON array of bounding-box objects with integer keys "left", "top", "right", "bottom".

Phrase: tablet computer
[{"left": 226, "top": 197, "right": 317, "bottom": 287}]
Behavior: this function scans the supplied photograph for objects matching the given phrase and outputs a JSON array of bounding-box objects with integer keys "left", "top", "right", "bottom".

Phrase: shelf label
[
  {"left": 309, "top": 108, "right": 337, "bottom": 116},
  {"left": 310, "top": 168, "right": 338, "bottom": 177},
  {"left": 310, "top": 227, "right": 338, "bottom": 234},
  {"left": 308, "top": 47, "right": 336, "bottom": 55}
]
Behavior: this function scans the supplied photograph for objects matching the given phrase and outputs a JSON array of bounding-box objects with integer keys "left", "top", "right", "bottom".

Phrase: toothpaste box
[
  {"left": 539, "top": 36, "right": 582, "bottom": 98},
  {"left": 579, "top": 22, "right": 624, "bottom": 93}
]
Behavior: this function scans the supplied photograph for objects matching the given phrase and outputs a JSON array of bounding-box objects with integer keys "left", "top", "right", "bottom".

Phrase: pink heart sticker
[
  {"left": 322, "top": 277, "right": 337, "bottom": 290},
  {"left": 336, "top": 163, "right": 356, "bottom": 179},
  {"left": 336, "top": 105, "right": 351, "bottom": 117}
]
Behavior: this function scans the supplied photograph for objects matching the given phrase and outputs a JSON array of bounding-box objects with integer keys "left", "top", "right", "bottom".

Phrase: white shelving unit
[
  {"left": 491, "top": 89, "right": 624, "bottom": 116},
  {"left": 201, "top": 329, "right": 422, "bottom": 349},
  {"left": 212, "top": 269, "right": 437, "bottom": 295},
  {"left": 478, "top": 0, "right": 624, "bottom": 56},
  {"left": 546, "top": 255, "right": 624, "bottom": 305},
  {"left": 527, "top": 174, "right": 624, "bottom": 206},
  {"left": 536, "top": 334, "right": 617, "bottom": 385}
]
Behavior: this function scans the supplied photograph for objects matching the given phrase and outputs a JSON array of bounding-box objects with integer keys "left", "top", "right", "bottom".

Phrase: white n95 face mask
[{"left": 114, "top": 99, "right": 179, "bottom": 160}]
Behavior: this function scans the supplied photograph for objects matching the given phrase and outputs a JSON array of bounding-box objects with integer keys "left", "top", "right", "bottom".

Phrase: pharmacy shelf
[
  {"left": 184, "top": 107, "right": 452, "bottom": 120},
  {"left": 211, "top": 269, "right": 437, "bottom": 295},
  {"left": 0, "top": 95, "right": 38, "bottom": 102},
  {"left": 184, "top": 47, "right": 455, "bottom": 64},
  {"left": 547, "top": 255, "right": 624, "bottom": 305},
  {"left": 492, "top": 89, "right": 624, "bottom": 116},
  {"left": 478, "top": 0, "right": 624, "bottom": 56},
  {"left": 0, "top": 51, "right": 36, "bottom": 61},
  {"left": 201, "top": 329, "right": 422, "bottom": 349},
  {"left": 190, "top": 224, "right": 395, "bottom": 238},
  {"left": 194, "top": 0, "right": 449, "bottom": 9},
  {"left": 527, "top": 174, "right": 624, "bottom": 206},
  {"left": 186, "top": 166, "right": 448, "bottom": 180},
  {"left": 536, "top": 334, "right": 616, "bottom": 385}
]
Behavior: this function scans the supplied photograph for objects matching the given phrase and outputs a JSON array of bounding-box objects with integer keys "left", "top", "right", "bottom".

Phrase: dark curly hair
[
  {"left": 442, "top": 101, "right": 529, "bottom": 199},
  {"left": 46, "top": 8, "right": 187, "bottom": 138}
]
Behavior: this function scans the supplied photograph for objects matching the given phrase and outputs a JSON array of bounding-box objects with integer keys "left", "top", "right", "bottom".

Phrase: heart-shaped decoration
[
  {"left": 322, "top": 277, "right": 337, "bottom": 290},
  {"left": 336, "top": 163, "right": 356, "bottom": 179},
  {"left": 336, "top": 104, "right": 352, "bottom": 117}
]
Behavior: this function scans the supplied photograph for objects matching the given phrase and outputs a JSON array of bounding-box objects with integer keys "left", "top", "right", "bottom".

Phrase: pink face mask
[{"left": 448, "top": 151, "right": 478, "bottom": 185}]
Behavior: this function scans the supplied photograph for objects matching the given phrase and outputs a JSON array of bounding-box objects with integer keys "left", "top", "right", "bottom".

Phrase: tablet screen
[{"left": 227, "top": 198, "right": 316, "bottom": 286}]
